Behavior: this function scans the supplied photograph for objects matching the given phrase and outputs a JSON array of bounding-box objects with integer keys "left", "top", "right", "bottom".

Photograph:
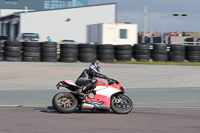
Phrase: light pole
[
  {"left": 143, "top": 6, "right": 188, "bottom": 44},
  {"left": 142, "top": 6, "right": 148, "bottom": 43}
]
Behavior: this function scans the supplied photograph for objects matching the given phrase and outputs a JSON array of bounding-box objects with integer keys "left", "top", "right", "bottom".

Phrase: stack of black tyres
[
  {"left": 115, "top": 45, "right": 132, "bottom": 61},
  {"left": 185, "top": 46, "right": 200, "bottom": 62},
  {"left": 60, "top": 44, "right": 78, "bottom": 62},
  {"left": 41, "top": 42, "right": 57, "bottom": 62},
  {"left": 23, "top": 42, "right": 41, "bottom": 62},
  {"left": 0, "top": 44, "right": 3, "bottom": 61},
  {"left": 151, "top": 44, "right": 168, "bottom": 62},
  {"left": 97, "top": 44, "right": 115, "bottom": 63},
  {"left": 133, "top": 44, "right": 150, "bottom": 61},
  {"left": 78, "top": 44, "right": 96, "bottom": 62},
  {"left": 4, "top": 41, "right": 22, "bottom": 61},
  {"left": 169, "top": 45, "right": 185, "bottom": 62}
]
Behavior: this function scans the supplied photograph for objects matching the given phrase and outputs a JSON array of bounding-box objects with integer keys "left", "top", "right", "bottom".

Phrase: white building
[
  {"left": 87, "top": 23, "right": 138, "bottom": 45},
  {"left": 0, "top": 3, "right": 116, "bottom": 42}
]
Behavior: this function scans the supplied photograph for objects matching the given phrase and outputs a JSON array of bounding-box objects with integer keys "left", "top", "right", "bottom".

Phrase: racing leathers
[{"left": 75, "top": 68, "right": 108, "bottom": 93}]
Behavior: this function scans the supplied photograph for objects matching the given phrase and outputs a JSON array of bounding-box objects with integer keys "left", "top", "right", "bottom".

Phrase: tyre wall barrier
[
  {"left": 60, "top": 44, "right": 78, "bottom": 62},
  {"left": 151, "top": 44, "right": 168, "bottom": 62},
  {"left": 22, "top": 42, "right": 41, "bottom": 62},
  {"left": 4, "top": 41, "right": 22, "bottom": 61},
  {"left": 185, "top": 46, "right": 200, "bottom": 62},
  {"left": 168, "top": 45, "right": 185, "bottom": 62},
  {"left": 97, "top": 44, "right": 114, "bottom": 63},
  {"left": 2, "top": 41, "right": 200, "bottom": 63},
  {"left": 78, "top": 44, "right": 96, "bottom": 62},
  {"left": 133, "top": 43, "right": 150, "bottom": 61},
  {"left": 115, "top": 45, "right": 132, "bottom": 61},
  {"left": 0, "top": 45, "right": 3, "bottom": 61},
  {"left": 41, "top": 42, "right": 57, "bottom": 62}
]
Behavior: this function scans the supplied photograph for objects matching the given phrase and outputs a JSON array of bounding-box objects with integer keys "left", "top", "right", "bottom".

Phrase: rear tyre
[
  {"left": 52, "top": 92, "right": 77, "bottom": 113},
  {"left": 111, "top": 94, "right": 133, "bottom": 114}
]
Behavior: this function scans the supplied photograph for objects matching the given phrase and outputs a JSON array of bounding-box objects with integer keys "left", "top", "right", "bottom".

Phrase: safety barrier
[
  {"left": 4, "top": 41, "right": 22, "bottom": 61},
  {"left": 78, "top": 44, "right": 96, "bottom": 62},
  {"left": 60, "top": 44, "right": 78, "bottom": 62},
  {"left": 185, "top": 46, "right": 200, "bottom": 62},
  {"left": 133, "top": 43, "right": 150, "bottom": 61},
  {"left": 168, "top": 45, "right": 185, "bottom": 62},
  {"left": 41, "top": 42, "right": 57, "bottom": 62},
  {"left": 23, "top": 42, "right": 41, "bottom": 62},
  {"left": 1, "top": 41, "right": 200, "bottom": 63},
  {"left": 151, "top": 44, "right": 168, "bottom": 62},
  {"left": 97, "top": 44, "right": 114, "bottom": 63},
  {"left": 115, "top": 45, "right": 132, "bottom": 61}
]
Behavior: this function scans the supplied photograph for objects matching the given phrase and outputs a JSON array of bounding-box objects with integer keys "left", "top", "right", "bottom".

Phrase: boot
[{"left": 76, "top": 86, "right": 86, "bottom": 96}]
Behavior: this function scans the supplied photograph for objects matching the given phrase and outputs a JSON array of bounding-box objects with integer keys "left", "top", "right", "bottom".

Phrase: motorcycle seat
[{"left": 64, "top": 80, "right": 80, "bottom": 91}]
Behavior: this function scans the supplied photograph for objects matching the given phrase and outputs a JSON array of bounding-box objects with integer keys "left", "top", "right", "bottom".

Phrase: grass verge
[{"left": 114, "top": 61, "right": 200, "bottom": 66}]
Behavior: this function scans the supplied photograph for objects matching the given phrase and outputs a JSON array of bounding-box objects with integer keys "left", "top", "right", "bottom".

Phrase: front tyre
[
  {"left": 111, "top": 94, "right": 133, "bottom": 114},
  {"left": 52, "top": 92, "right": 78, "bottom": 113}
]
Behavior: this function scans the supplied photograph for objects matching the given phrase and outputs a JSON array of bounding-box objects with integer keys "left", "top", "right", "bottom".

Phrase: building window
[
  {"left": 5, "top": 0, "right": 18, "bottom": 5},
  {"left": 44, "top": 0, "right": 71, "bottom": 9},
  {"left": 120, "top": 29, "right": 127, "bottom": 39},
  {"left": 44, "top": 1, "right": 51, "bottom": 9},
  {"left": 74, "top": 0, "right": 88, "bottom": 7}
]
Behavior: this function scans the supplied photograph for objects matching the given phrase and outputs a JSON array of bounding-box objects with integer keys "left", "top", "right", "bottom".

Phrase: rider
[{"left": 75, "top": 62, "right": 109, "bottom": 95}]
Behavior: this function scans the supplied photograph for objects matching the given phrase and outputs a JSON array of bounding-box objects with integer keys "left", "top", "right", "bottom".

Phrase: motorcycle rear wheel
[
  {"left": 111, "top": 94, "right": 133, "bottom": 114},
  {"left": 52, "top": 92, "right": 78, "bottom": 113}
]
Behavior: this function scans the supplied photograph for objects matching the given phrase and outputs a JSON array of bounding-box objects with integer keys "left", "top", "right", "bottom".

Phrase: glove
[
  {"left": 107, "top": 78, "right": 112, "bottom": 84},
  {"left": 102, "top": 75, "right": 108, "bottom": 79}
]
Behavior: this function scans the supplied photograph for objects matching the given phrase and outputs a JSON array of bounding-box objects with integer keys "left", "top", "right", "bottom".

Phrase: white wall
[
  {"left": 102, "top": 23, "right": 138, "bottom": 45},
  {"left": 20, "top": 4, "right": 116, "bottom": 42}
]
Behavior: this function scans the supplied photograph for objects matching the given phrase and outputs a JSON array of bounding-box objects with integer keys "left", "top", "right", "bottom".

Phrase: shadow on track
[{"left": 36, "top": 106, "right": 114, "bottom": 114}]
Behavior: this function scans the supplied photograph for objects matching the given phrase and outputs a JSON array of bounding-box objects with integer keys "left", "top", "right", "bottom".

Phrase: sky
[{"left": 88, "top": 0, "right": 200, "bottom": 32}]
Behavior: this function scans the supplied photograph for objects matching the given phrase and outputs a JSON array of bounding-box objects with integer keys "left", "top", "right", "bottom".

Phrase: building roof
[
  {"left": 0, "top": 14, "right": 19, "bottom": 21},
  {"left": 0, "top": 0, "right": 88, "bottom": 10},
  {"left": 0, "top": 3, "right": 116, "bottom": 21}
]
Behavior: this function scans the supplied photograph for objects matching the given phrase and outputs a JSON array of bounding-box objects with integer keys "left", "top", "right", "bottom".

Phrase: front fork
[{"left": 115, "top": 93, "right": 128, "bottom": 107}]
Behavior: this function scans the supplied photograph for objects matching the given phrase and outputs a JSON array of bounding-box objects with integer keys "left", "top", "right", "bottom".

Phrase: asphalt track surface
[
  {"left": 0, "top": 62, "right": 200, "bottom": 133},
  {"left": 0, "top": 106, "right": 200, "bottom": 133}
]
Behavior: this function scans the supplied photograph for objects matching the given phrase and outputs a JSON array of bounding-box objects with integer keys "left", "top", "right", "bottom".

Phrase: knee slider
[{"left": 91, "top": 79, "right": 97, "bottom": 84}]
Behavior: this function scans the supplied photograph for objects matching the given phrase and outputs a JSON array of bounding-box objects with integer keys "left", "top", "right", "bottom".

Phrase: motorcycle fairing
[{"left": 84, "top": 85, "right": 122, "bottom": 107}]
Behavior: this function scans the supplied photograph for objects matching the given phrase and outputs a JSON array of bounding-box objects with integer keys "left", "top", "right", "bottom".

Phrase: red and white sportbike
[{"left": 52, "top": 78, "right": 133, "bottom": 114}]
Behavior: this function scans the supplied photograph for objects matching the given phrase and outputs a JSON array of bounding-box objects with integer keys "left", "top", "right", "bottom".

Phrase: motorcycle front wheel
[
  {"left": 111, "top": 94, "right": 133, "bottom": 114},
  {"left": 52, "top": 92, "right": 78, "bottom": 113}
]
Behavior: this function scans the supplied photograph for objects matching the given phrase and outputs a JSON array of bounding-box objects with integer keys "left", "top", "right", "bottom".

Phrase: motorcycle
[{"left": 52, "top": 78, "right": 133, "bottom": 114}]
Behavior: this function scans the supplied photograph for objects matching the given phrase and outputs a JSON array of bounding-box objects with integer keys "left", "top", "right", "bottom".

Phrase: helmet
[{"left": 89, "top": 62, "right": 100, "bottom": 72}]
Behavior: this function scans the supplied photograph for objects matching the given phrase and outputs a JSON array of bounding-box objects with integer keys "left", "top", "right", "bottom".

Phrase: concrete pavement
[{"left": 0, "top": 62, "right": 200, "bottom": 90}]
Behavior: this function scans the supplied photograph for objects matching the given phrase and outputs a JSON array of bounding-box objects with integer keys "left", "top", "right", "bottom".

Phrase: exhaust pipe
[
  {"left": 81, "top": 103, "right": 95, "bottom": 110},
  {"left": 81, "top": 103, "right": 110, "bottom": 111},
  {"left": 95, "top": 105, "right": 110, "bottom": 111}
]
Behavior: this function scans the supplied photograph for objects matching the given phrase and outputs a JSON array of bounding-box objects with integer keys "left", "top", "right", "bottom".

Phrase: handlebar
[{"left": 107, "top": 78, "right": 117, "bottom": 85}]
